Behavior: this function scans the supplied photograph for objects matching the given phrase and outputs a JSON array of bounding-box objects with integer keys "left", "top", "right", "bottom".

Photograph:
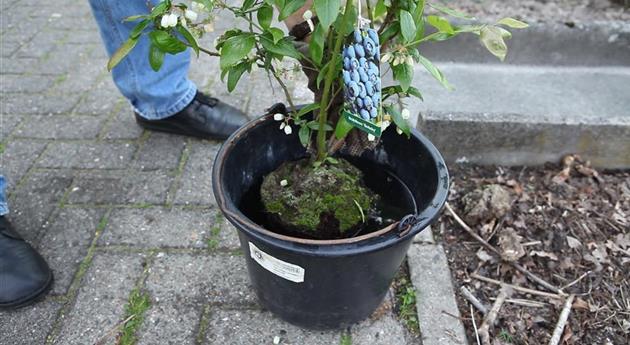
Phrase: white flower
[
  {"left": 191, "top": 1, "right": 205, "bottom": 12},
  {"left": 203, "top": 23, "right": 214, "bottom": 32},
  {"left": 401, "top": 108, "right": 410, "bottom": 120},
  {"left": 185, "top": 9, "right": 198, "bottom": 21},
  {"left": 280, "top": 180, "right": 288, "bottom": 187},
  {"left": 392, "top": 55, "right": 402, "bottom": 66},
  {"left": 279, "top": 122, "right": 286, "bottom": 130},
  {"left": 381, "top": 53, "right": 391, "bottom": 63},
  {"left": 284, "top": 125, "right": 292, "bottom": 135},
  {"left": 368, "top": 134, "right": 376, "bottom": 141},
  {"left": 180, "top": 16, "right": 187, "bottom": 27},
  {"left": 302, "top": 10, "right": 314, "bottom": 31},
  {"left": 405, "top": 56, "right": 414, "bottom": 66},
  {"left": 396, "top": 127, "right": 403, "bottom": 135},
  {"left": 273, "top": 113, "right": 285, "bottom": 121},
  {"left": 161, "top": 13, "right": 178, "bottom": 27},
  {"left": 380, "top": 120, "right": 391, "bottom": 130}
]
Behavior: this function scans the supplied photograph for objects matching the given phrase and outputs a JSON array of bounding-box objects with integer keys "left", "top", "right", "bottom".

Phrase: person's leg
[
  {"left": 0, "top": 175, "right": 53, "bottom": 309},
  {"left": 87, "top": 0, "right": 196, "bottom": 120}
]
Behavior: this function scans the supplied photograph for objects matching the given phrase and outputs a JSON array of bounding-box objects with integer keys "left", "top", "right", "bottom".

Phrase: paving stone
[
  {"left": 134, "top": 133, "right": 185, "bottom": 171},
  {"left": 53, "top": 252, "right": 146, "bottom": 345},
  {"left": 408, "top": 244, "right": 468, "bottom": 345},
  {"left": 51, "top": 59, "right": 104, "bottom": 93},
  {"left": 174, "top": 142, "right": 220, "bottom": 206},
  {"left": 15, "top": 115, "right": 104, "bottom": 139},
  {"left": 413, "top": 225, "right": 435, "bottom": 244},
  {"left": 146, "top": 253, "right": 255, "bottom": 305},
  {"left": 8, "top": 170, "right": 73, "bottom": 242},
  {"left": 35, "top": 48, "right": 85, "bottom": 75},
  {"left": 37, "top": 207, "right": 106, "bottom": 295},
  {"left": 36, "top": 142, "right": 136, "bottom": 169},
  {"left": 212, "top": 213, "right": 242, "bottom": 250},
  {"left": 0, "top": 139, "right": 47, "bottom": 190},
  {"left": 103, "top": 109, "right": 144, "bottom": 140},
  {"left": 0, "top": 74, "right": 55, "bottom": 93},
  {"left": 0, "top": 57, "right": 40, "bottom": 74},
  {"left": 352, "top": 314, "right": 410, "bottom": 345},
  {"left": 204, "top": 308, "right": 339, "bottom": 345},
  {"left": 67, "top": 171, "right": 172, "bottom": 205},
  {"left": 0, "top": 115, "right": 23, "bottom": 140},
  {"left": 73, "top": 78, "right": 123, "bottom": 116},
  {"left": 1, "top": 41, "right": 20, "bottom": 57},
  {"left": 1, "top": 92, "right": 82, "bottom": 115},
  {"left": 0, "top": 300, "right": 62, "bottom": 345},
  {"left": 137, "top": 303, "right": 201, "bottom": 345},
  {"left": 100, "top": 207, "right": 213, "bottom": 248}
]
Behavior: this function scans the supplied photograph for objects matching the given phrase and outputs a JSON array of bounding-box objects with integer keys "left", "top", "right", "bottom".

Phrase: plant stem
[{"left": 316, "top": 1, "right": 353, "bottom": 162}]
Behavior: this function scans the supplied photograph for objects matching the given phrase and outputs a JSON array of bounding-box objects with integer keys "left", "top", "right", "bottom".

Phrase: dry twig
[
  {"left": 95, "top": 314, "right": 136, "bottom": 345},
  {"left": 471, "top": 273, "right": 562, "bottom": 300},
  {"left": 548, "top": 294, "right": 575, "bottom": 345},
  {"left": 478, "top": 285, "right": 512, "bottom": 345},
  {"left": 461, "top": 286, "right": 488, "bottom": 314},
  {"left": 445, "top": 202, "right": 565, "bottom": 295},
  {"left": 470, "top": 304, "right": 481, "bottom": 345}
]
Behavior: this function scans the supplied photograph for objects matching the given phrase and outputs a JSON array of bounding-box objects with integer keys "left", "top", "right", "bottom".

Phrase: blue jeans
[
  {"left": 88, "top": 0, "right": 197, "bottom": 119},
  {"left": 0, "top": 175, "right": 8, "bottom": 216}
]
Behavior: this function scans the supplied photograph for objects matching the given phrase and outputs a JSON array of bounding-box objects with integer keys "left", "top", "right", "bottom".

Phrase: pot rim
[{"left": 212, "top": 110, "right": 449, "bottom": 253}]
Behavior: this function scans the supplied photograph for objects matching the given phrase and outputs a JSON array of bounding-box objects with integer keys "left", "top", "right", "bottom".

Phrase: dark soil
[
  {"left": 436, "top": 157, "right": 629, "bottom": 344},
  {"left": 434, "top": 0, "right": 629, "bottom": 24}
]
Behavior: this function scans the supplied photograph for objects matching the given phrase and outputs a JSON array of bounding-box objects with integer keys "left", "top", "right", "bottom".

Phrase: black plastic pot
[{"left": 212, "top": 104, "right": 449, "bottom": 330}]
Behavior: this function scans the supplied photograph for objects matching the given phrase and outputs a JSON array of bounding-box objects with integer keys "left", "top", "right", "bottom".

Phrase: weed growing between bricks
[
  {"left": 117, "top": 288, "right": 152, "bottom": 345},
  {"left": 392, "top": 261, "right": 421, "bottom": 336}
]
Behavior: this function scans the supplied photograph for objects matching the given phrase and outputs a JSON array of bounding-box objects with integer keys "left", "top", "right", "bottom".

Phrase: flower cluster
[
  {"left": 273, "top": 113, "right": 292, "bottom": 135},
  {"left": 342, "top": 28, "right": 381, "bottom": 120}
]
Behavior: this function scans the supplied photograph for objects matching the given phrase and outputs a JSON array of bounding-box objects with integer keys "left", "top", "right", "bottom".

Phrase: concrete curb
[{"left": 410, "top": 228, "right": 468, "bottom": 345}]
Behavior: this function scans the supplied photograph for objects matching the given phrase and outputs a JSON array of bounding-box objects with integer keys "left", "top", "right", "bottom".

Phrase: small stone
[
  {"left": 273, "top": 335, "right": 281, "bottom": 344},
  {"left": 462, "top": 184, "right": 512, "bottom": 225}
]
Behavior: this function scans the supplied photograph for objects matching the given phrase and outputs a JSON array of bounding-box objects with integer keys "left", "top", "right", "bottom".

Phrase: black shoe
[
  {"left": 134, "top": 92, "right": 248, "bottom": 140},
  {"left": 0, "top": 216, "right": 53, "bottom": 310}
]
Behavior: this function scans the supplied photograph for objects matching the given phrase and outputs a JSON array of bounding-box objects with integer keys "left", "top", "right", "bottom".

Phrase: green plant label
[{"left": 343, "top": 110, "right": 382, "bottom": 137}]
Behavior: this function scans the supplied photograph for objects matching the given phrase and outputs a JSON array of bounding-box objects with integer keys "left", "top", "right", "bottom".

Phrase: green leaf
[
  {"left": 316, "top": 59, "right": 332, "bottom": 88},
  {"left": 334, "top": 114, "right": 353, "bottom": 139},
  {"left": 257, "top": 4, "right": 273, "bottom": 29},
  {"left": 149, "top": 44, "right": 165, "bottom": 71},
  {"left": 379, "top": 23, "right": 399, "bottom": 43},
  {"left": 306, "top": 121, "right": 332, "bottom": 131},
  {"left": 417, "top": 54, "right": 452, "bottom": 89},
  {"left": 392, "top": 63, "right": 413, "bottom": 92},
  {"left": 298, "top": 125, "right": 310, "bottom": 146},
  {"left": 295, "top": 102, "right": 321, "bottom": 117},
  {"left": 108, "top": 37, "right": 138, "bottom": 71},
  {"left": 124, "top": 15, "right": 147, "bottom": 22},
  {"left": 279, "top": 0, "right": 306, "bottom": 20},
  {"left": 399, "top": 10, "right": 416, "bottom": 44},
  {"left": 150, "top": 1, "right": 171, "bottom": 18},
  {"left": 480, "top": 26, "right": 507, "bottom": 61},
  {"left": 308, "top": 24, "right": 325, "bottom": 65},
  {"left": 259, "top": 34, "right": 302, "bottom": 60},
  {"left": 385, "top": 105, "right": 410, "bottom": 137},
  {"left": 130, "top": 19, "right": 150, "bottom": 39},
  {"left": 427, "top": 15, "right": 454, "bottom": 34},
  {"left": 427, "top": 3, "right": 474, "bottom": 19},
  {"left": 374, "top": 0, "right": 388, "bottom": 18},
  {"left": 382, "top": 85, "right": 423, "bottom": 101},
  {"left": 242, "top": 0, "right": 256, "bottom": 11},
  {"left": 177, "top": 26, "right": 199, "bottom": 56},
  {"left": 333, "top": 0, "right": 356, "bottom": 36},
  {"left": 268, "top": 27, "right": 285, "bottom": 44},
  {"left": 149, "top": 30, "right": 187, "bottom": 54},
  {"left": 219, "top": 33, "right": 255, "bottom": 69},
  {"left": 314, "top": 0, "right": 341, "bottom": 30},
  {"left": 227, "top": 62, "right": 250, "bottom": 92},
  {"left": 497, "top": 17, "right": 529, "bottom": 29}
]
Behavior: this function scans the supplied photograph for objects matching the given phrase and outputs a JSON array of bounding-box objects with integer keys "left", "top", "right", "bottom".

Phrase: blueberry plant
[
  {"left": 108, "top": 0, "right": 526, "bottom": 237},
  {"left": 108, "top": 0, "right": 527, "bottom": 163}
]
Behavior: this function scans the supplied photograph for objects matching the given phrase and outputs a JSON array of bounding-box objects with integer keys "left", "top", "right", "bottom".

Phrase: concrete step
[{"left": 407, "top": 63, "right": 630, "bottom": 169}]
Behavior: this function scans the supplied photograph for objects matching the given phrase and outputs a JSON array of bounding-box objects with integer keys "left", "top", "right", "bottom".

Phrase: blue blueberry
[
  {"left": 347, "top": 81, "right": 359, "bottom": 99},
  {"left": 354, "top": 44, "right": 365, "bottom": 58},
  {"left": 342, "top": 70, "right": 351, "bottom": 85},
  {"left": 353, "top": 30, "right": 363, "bottom": 44},
  {"left": 350, "top": 58, "right": 359, "bottom": 71},
  {"left": 365, "top": 81, "right": 374, "bottom": 96},
  {"left": 359, "top": 57, "right": 367, "bottom": 69},
  {"left": 372, "top": 93, "right": 380, "bottom": 106},
  {"left": 355, "top": 97, "right": 363, "bottom": 108},
  {"left": 346, "top": 45, "right": 356, "bottom": 59},
  {"left": 370, "top": 107, "right": 378, "bottom": 118},
  {"left": 343, "top": 57, "right": 351, "bottom": 70},
  {"left": 360, "top": 109, "right": 370, "bottom": 120},
  {"left": 358, "top": 83, "right": 367, "bottom": 98},
  {"left": 363, "top": 36, "right": 376, "bottom": 58},
  {"left": 358, "top": 68, "right": 368, "bottom": 83},
  {"left": 367, "top": 29, "right": 379, "bottom": 44},
  {"left": 350, "top": 70, "right": 360, "bottom": 82},
  {"left": 364, "top": 96, "right": 373, "bottom": 111}
]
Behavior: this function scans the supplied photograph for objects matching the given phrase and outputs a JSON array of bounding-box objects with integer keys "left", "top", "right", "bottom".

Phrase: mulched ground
[{"left": 435, "top": 156, "right": 629, "bottom": 344}]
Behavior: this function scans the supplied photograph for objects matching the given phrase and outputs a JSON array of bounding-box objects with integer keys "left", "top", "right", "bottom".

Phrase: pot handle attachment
[{"left": 397, "top": 214, "right": 427, "bottom": 237}]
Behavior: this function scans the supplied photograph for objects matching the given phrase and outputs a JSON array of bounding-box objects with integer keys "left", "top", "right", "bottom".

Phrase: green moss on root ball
[{"left": 260, "top": 159, "right": 375, "bottom": 236}]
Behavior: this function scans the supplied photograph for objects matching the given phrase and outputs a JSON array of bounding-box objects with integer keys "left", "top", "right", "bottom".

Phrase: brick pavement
[{"left": 0, "top": 1, "right": 433, "bottom": 344}]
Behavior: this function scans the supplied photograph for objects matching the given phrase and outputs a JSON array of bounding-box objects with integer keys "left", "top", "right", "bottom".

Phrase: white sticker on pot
[{"left": 249, "top": 242, "right": 304, "bottom": 283}]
